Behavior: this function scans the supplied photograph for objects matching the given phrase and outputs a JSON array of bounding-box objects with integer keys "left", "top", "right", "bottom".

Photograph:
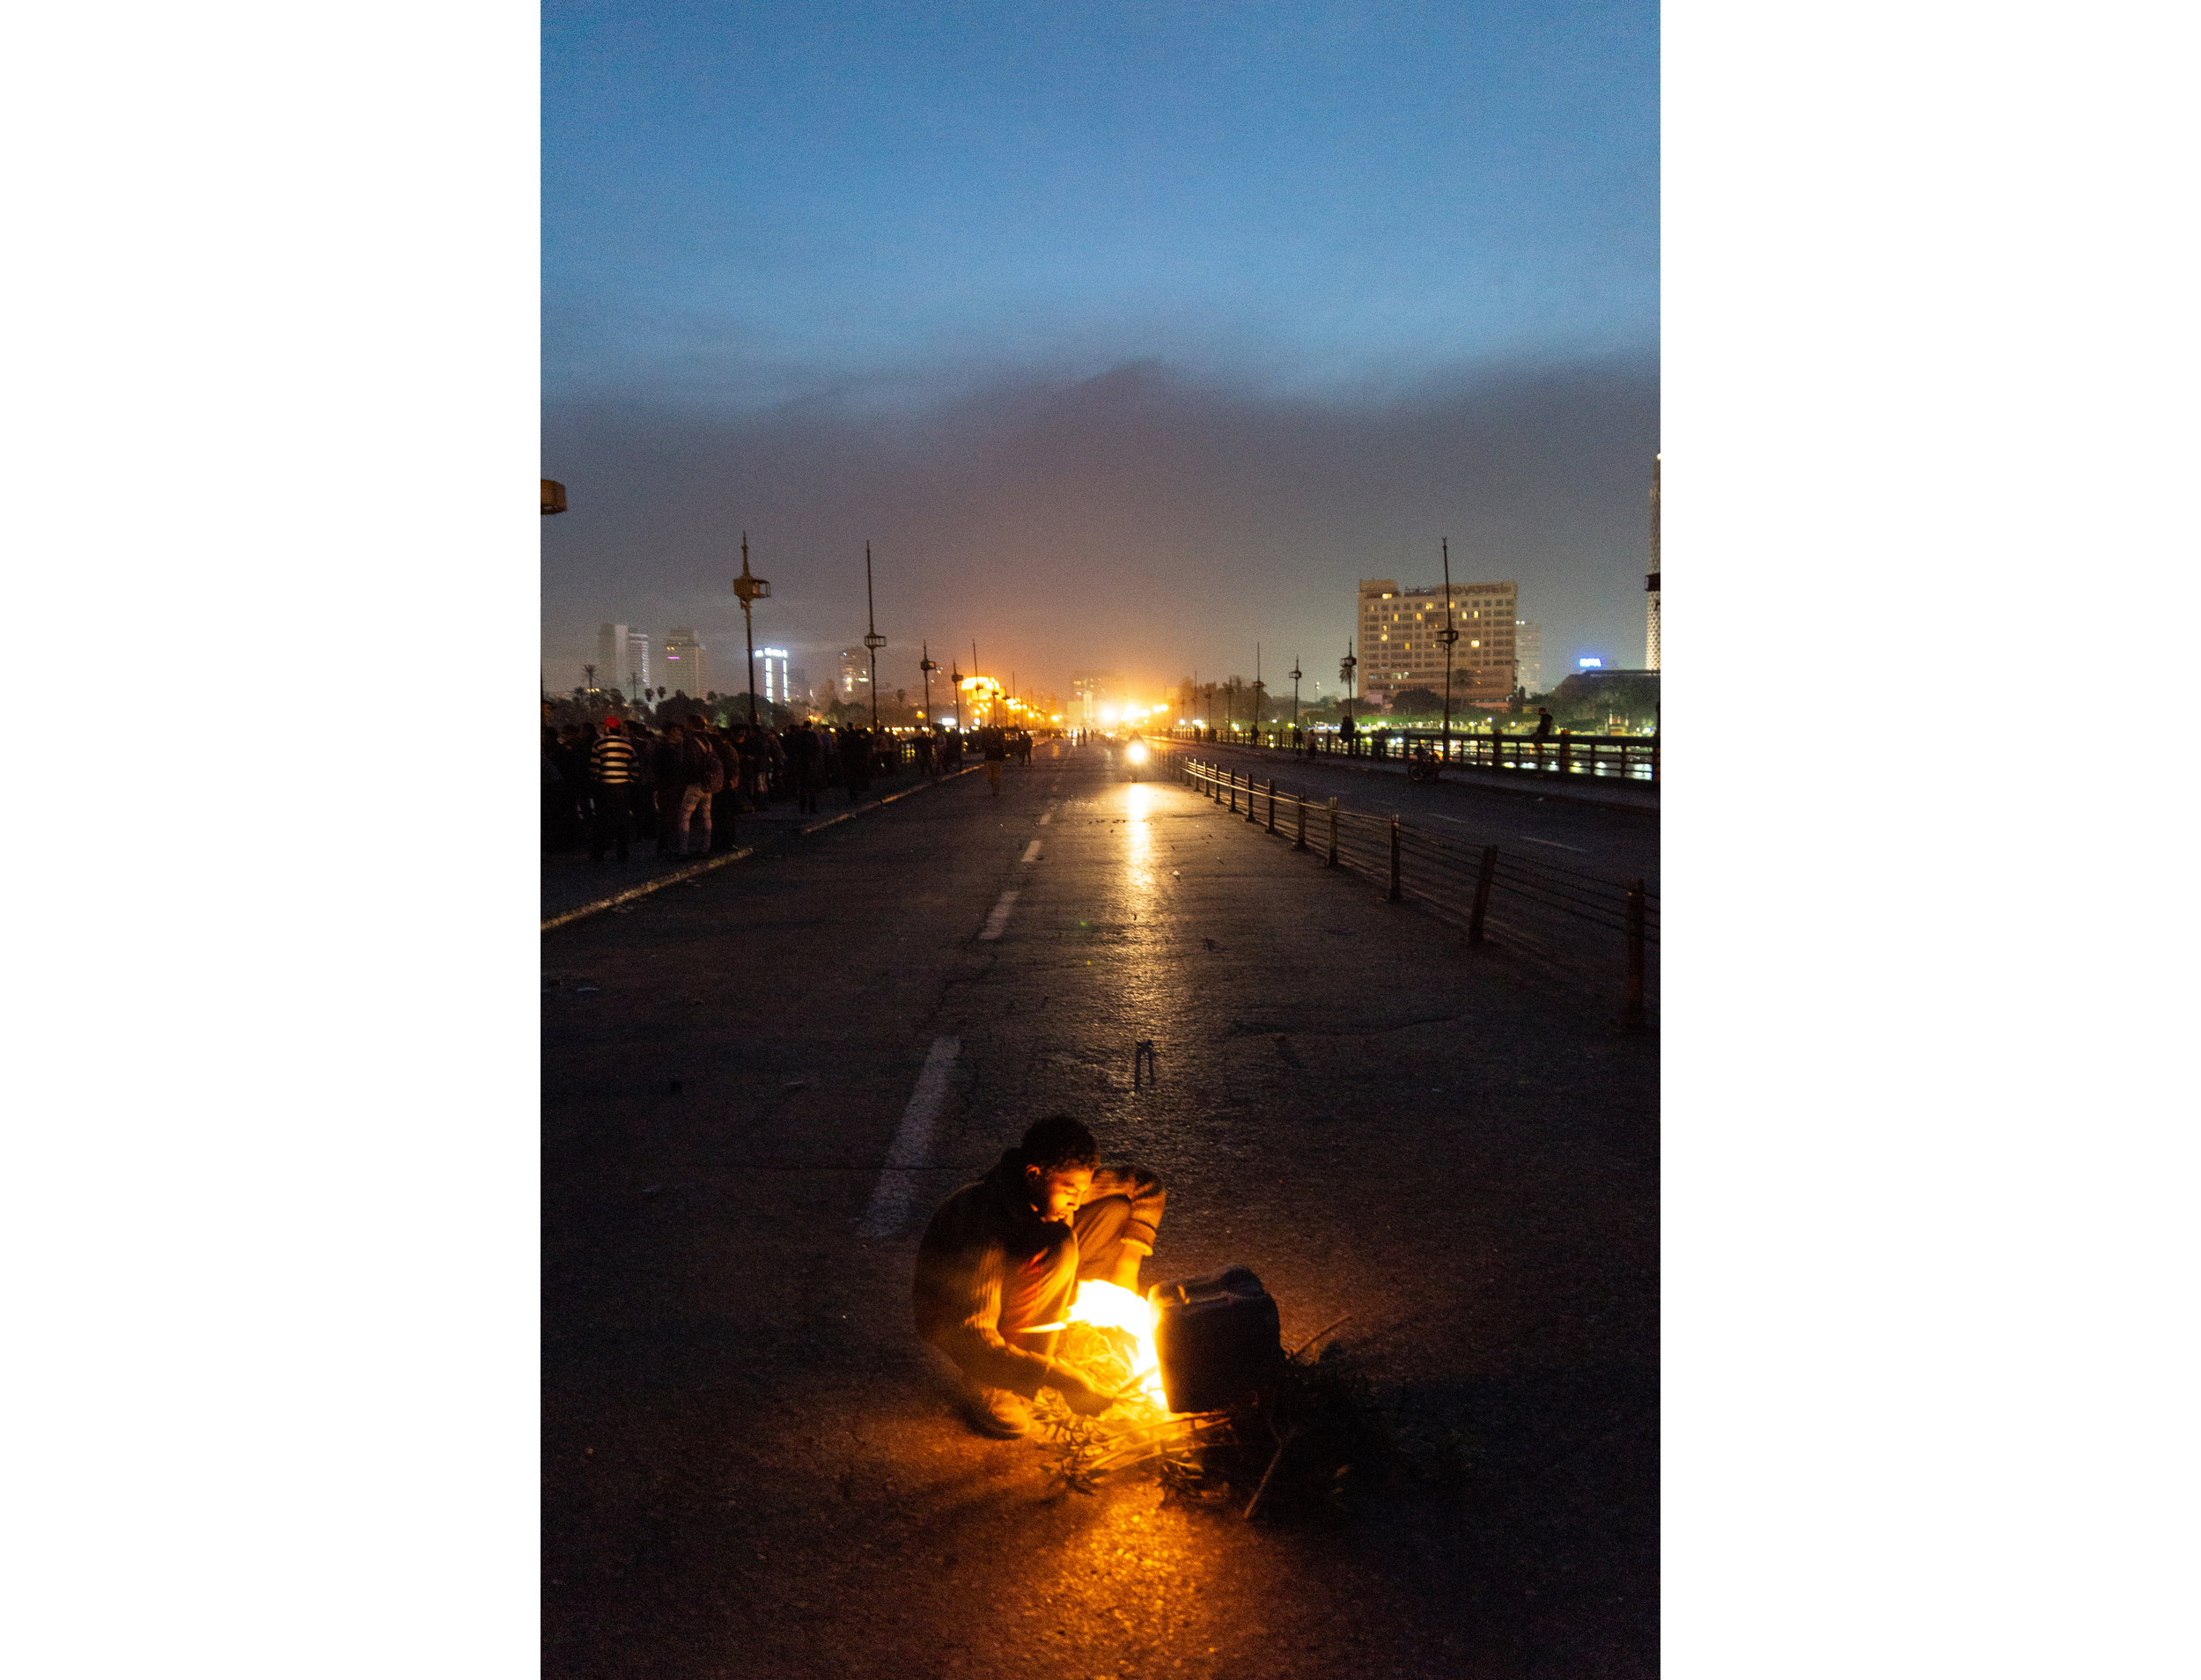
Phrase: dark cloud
[{"left": 541, "top": 354, "right": 1658, "bottom": 703}]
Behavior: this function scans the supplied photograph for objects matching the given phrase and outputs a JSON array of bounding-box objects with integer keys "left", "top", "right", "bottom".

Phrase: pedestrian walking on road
[
  {"left": 650, "top": 726, "right": 687, "bottom": 858},
  {"left": 710, "top": 726, "right": 742, "bottom": 845},
  {"left": 786, "top": 719, "right": 821, "bottom": 814},
  {"left": 839, "top": 725, "right": 872, "bottom": 805},
  {"left": 586, "top": 718, "right": 641, "bottom": 862},
  {"left": 981, "top": 725, "right": 1007, "bottom": 795},
  {"left": 913, "top": 1116, "right": 1164, "bottom": 1440},
  {"left": 672, "top": 717, "right": 720, "bottom": 857}
]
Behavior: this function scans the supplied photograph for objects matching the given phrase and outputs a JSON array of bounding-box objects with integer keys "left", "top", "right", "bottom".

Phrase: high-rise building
[
  {"left": 761, "top": 648, "right": 792, "bottom": 705},
  {"left": 662, "top": 627, "right": 706, "bottom": 697},
  {"left": 597, "top": 623, "right": 650, "bottom": 696},
  {"left": 1514, "top": 621, "right": 1543, "bottom": 694},
  {"left": 1069, "top": 672, "right": 1125, "bottom": 726},
  {"left": 838, "top": 646, "right": 872, "bottom": 700},
  {"left": 1356, "top": 578, "right": 1518, "bottom": 709}
]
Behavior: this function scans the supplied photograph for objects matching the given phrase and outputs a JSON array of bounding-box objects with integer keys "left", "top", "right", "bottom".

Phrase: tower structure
[{"left": 1645, "top": 454, "right": 1661, "bottom": 671}]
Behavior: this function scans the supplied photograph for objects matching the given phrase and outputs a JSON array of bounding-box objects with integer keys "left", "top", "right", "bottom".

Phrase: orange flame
[{"left": 1067, "top": 1279, "right": 1168, "bottom": 1405}]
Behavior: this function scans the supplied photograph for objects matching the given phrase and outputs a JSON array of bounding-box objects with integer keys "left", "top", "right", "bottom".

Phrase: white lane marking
[
  {"left": 856, "top": 1035, "right": 961, "bottom": 1237},
  {"left": 1037, "top": 811, "right": 1053, "bottom": 825},
  {"left": 1514, "top": 835, "right": 1589, "bottom": 852},
  {"left": 978, "top": 888, "right": 1020, "bottom": 939},
  {"left": 1020, "top": 840, "right": 1044, "bottom": 862}
]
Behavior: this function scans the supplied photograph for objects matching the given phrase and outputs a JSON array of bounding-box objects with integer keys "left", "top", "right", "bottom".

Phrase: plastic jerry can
[{"left": 1150, "top": 1265, "right": 1285, "bottom": 1413}]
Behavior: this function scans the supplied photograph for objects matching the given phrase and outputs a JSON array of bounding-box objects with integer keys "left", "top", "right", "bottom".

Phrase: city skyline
[{"left": 542, "top": 2, "right": 1657, "bottom": 704}]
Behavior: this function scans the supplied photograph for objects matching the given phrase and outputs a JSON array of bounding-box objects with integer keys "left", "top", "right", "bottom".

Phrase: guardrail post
[
  {"left": 1326, "top": 797, "right": 1339, "bottom": 867},
  {"left": 1247, "top": 774, "right": 1261, "bottom": 824},
  {"left": 1294, "top": 791, "right": 1307, "bottom": 851},
  {"left": 1469, "top": 844, "right": 1497, "bottom": 945},
  {"left": 1388, "top": 815, "right": 1402, "bottom": 901},
  {"left": 1265, "top": 778, "right": 1277, "bottom": 834},
  {"left": 1623, "top": 879, "right": 1647, "bottom": 1031},
  {"left": 1559, "top": 732, "right": 1572, "bottom": 777},
  {"left": 1229, "top": 772, "right": 1239, "bottom": 814}
]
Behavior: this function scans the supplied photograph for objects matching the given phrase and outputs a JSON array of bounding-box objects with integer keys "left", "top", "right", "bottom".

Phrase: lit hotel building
[
  {"left": 761, "top": 648, "right": 792, "bottom": 706},
  {"left": 662, "top": 628, "right": 705, "bottom": 697},
  {"left": 1357, "top": 578, "right": 1518, "bottom": 710},
  {"left": 837, "top": 646, "right": 872, "bottom": 700},
  {"left": 597, "top": 623, "right": 650, "bottom": 696}
]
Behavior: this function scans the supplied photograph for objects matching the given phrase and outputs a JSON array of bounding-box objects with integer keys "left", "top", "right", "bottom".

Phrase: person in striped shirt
[{"left": 586, "top": 718, "right": 643, "bottom": 862}]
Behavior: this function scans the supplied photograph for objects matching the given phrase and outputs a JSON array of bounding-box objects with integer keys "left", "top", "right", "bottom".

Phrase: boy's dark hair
[{"left": 1019, "top": 1115, "right": 1099, "bottom": 1174}]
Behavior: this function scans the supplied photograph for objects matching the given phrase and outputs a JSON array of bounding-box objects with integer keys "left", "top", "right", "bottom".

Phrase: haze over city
[{"left": 542, "top": 0, "right": 1659, "bottom": 705}]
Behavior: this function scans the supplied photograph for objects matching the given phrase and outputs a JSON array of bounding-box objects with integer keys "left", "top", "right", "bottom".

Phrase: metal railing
[
  {"left": 1167, "top": 726, "right": 1658, "bottom": 783},
  {"left": 1174, "top": 754, "right": 1657, "bottom": 1024}
]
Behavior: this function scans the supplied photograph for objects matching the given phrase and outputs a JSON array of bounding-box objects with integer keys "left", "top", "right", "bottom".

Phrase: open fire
[{"left": 1065, "top": 1279, "right": 1167, "bottom": 1405}]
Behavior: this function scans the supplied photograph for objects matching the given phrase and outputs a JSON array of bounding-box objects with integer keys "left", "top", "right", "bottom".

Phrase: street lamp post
[
  {"left": 1339, "top": 643, "right": 1358, "bottom": 752},
  {"left": 732, "top": 532, "right": 771, "bottom": 726},
  {"left": 1253, "top": 644, "right": 1265, "bottom": 740},
  {"left": 862, "top": 542, "right": 887, "bottom": 731},
  {"left": 1289, "top": 659, "right": 1301, "bottom": 732},
  {"left": 1438, "top": 537, "right": 1461, "bottom": 771},
  {"left": 918, "top": 643, "right": 938, "bottom": 731}
]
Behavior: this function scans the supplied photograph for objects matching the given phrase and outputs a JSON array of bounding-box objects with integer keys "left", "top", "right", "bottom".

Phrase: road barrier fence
[
  {"left": 1168, "top": 725, "right": 1657, "bottom": 783},
  {"left": 1174, "top": 754, "right": 1657, "bottom": 1018}
]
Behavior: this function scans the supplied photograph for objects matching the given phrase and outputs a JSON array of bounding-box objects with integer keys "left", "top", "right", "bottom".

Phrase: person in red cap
[{"left": 586, "top": 718, "right": 643, "bottom": 862}]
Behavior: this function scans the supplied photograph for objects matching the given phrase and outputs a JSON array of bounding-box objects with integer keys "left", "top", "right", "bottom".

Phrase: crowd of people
[{"left": 541, "top": 713, "right": 1039, "bottom": 861}]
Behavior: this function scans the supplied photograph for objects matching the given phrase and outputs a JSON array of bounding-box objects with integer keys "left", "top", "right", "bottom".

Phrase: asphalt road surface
[{"left": 543, "top": 739, "right": 1658, "bottom": 1680}]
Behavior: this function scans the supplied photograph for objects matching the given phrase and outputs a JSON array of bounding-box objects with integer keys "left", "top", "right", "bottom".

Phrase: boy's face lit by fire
[{"left": 1024, "top": 1164, "right": 1093, "bottom": 1226}]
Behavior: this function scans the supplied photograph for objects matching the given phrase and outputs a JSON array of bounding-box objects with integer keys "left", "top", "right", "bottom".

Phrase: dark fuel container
[{"left": 1150, "top": 1265, "right": 1284, "bottom": 1413}]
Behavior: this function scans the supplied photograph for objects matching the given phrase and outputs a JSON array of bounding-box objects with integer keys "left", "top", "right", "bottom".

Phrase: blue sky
[{"left": 543, "top": 0, "right": 1659, "bottom": 697}]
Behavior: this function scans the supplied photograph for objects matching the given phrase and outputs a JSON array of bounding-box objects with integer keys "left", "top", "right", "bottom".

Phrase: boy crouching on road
[{"left": 912, "top": 1116, "right": 1166, "bottom": 1439}]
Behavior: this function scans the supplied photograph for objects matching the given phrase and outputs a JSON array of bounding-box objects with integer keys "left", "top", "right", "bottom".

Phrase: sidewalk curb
[
  {"left": 1170, "top": 742, "right": 1658, "bottom": 816},
  {"left": 541, "top": 763, "right": 983, "bottom": 933}
]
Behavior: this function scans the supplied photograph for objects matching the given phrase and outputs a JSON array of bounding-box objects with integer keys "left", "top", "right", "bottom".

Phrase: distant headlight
[{"left": 1127, "top": 741, "right": 1149, "bottom": 763}]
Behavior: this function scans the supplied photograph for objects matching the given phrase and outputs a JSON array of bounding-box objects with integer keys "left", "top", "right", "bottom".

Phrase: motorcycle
[{"left": 1406, "top": 748, "right": 1440, "bottom": 785}]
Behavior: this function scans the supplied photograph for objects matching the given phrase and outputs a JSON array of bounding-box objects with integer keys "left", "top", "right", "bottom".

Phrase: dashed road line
[
  {"left": 978, "top": 888, "right": 1020, "bottom": 940},
  {"left": 1020, "top": 840, "right": 1044, "bottom": 862},
  {"left": 855, "top": 1035, "right": 961, "bottom": 1238}
]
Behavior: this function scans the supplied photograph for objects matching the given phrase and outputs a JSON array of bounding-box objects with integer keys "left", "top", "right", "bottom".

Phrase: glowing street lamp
[
  {"left": 732, "top": 533, "right": 771, "bottom": 726},
  {"left": 862, "top": 542, "right": 887, "bottom": 730}
]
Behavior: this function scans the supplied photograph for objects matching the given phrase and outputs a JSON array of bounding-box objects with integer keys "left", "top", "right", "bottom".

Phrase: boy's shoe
[{"left": 962, "top": 1384, "right": 1032, "bottom": 1440}]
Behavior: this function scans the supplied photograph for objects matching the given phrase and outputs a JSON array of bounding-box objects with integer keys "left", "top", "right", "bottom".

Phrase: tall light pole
[
  {"left": 1339, "top": 642, "right": 1357, "bottom": 726},
  {"left": 919, "top": 642, "right": 937, "bottom": 726},
  {"left": 732, "top": 532, "right": 770, "bottom": 726},
  {"left": 1289, "top": 659, "right": 1301, "bottom": 730},
  {"left": 1438, "top": 536, "right": 1461, "bottom": 770},
  {"left": 1253, "top": 644, "right": 1265, "bottom": 736},
  {"left": 862, "top": 542, "right": 887, "bottom": 730}
]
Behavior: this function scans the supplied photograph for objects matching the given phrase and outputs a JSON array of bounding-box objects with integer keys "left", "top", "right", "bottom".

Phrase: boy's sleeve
[{"left": 1090, "top": 1163, "right": 1165, "bottom": 1256}]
